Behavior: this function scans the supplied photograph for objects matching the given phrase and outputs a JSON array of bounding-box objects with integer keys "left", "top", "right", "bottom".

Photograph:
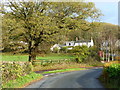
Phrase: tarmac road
[{"left": 26, "top": 68, "right": 105, "bottom": 88}]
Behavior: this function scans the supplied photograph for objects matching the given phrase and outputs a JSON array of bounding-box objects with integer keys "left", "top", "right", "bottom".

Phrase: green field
[{"left": 1, "top": 53, "right": 75, "bottom": 62}]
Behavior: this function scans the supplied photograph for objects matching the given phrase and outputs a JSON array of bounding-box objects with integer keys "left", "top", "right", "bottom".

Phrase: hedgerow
[
  {"left": 2, "top": 62, "right": 33, "bottom": 84},
  {"left": 104, "top": 63, "right": 120, "bottom": 79},
  {"left": 100, "top": 61, "right": 120, "bottom": 88}
]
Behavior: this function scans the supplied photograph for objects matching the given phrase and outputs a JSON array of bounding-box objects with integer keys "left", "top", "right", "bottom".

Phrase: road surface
[{"left": 26, "top": 68, "right": 105, "bottom": 88}]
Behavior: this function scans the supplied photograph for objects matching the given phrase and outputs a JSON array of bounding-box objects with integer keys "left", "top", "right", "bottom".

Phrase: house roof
[{"left": 65, "top": 40, "right": 91, "bottom": 43}]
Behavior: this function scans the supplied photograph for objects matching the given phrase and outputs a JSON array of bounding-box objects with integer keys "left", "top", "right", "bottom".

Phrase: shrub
[
  {"left": 104, "top": 63, "right": 120, "bottom": 79},
  {"left": 100, "top": 61, "right": 120, "bottom": 88},
  {"left": 82, "top": 57, "right": 103, "bottom": 67},
  {"left": 53, "top": 47, "right": 60, "bottom": 53},
  {"left": 60, "top": 46, "right": 68, "bottom": 53},
  {"left": 60, "top": 46, "right": 73, "bottom": 53},
  {"left": 23, "top": 62, "right": 33, "bottom": 74},
  {"left": 2, "top": 63, "right": 23, "bottom": 83},
  {"left": 88, "top": 46, "right": 100, "bottom": 61},
  {"left": 2, "top": 72, "right": 43, "bottom": 88},
  {"left": 104, "top": 61, "right": 120, "bottom": 67},
  {"left": 2, "top": 62, "right": 33, "bottom": 84},
  {"left": 70, "top": 45, "right": 90, "bottom": 63}
]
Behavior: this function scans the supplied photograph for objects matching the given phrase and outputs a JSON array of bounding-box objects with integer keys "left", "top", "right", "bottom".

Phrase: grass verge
[
  {"left": 2, "top": 72, "right": 43, "bottom": 88},
  {"left": 42, "top": 68, "right": 86, "bottom": 74}
]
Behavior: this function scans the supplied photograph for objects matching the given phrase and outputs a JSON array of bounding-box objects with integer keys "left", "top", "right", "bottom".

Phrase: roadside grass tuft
[{"left": 43, "top": 68, "right": 86, "bottom": 74}]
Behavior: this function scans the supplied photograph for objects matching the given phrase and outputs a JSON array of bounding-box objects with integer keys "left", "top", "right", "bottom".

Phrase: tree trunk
[
  {"left": 106, "top": 52, "right": 107, "bottom": 62},
  {"left": 28, "top": 41, "right": 39, "bottom": 62},
  {"left": 29, "top": 53, "right": 36, "bottom": 62},
  {"left": 112, "top": 51, "right": 114, "bottom": 61},
  {"left": 108, "top": 53, "right": 110, "bottom": 62},
  {"left": 103, "top": 51, "right": 104, "bottom": 61},
  {"left": 29, "top": 47, "right": 38, "bottom": 62},
  {"left": 28, "top": 41, "right": 37, "bottom": 62},
  {"left": 28, "top": 49, "right": 31, "bottom": 62},
  {"left": 112, "top": 54, "right": 114, "bottom": 61}
]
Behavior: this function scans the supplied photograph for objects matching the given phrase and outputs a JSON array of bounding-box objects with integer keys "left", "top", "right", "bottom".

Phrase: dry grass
[
  {"left": 104, "top": 61, "right": 120, "bottom": 67},
  {"left": 33, "top": 62, "right": 93, "bottom": 71}
]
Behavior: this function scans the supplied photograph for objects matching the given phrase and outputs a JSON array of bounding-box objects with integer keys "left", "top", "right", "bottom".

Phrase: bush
[
  {"left": 104, "top": 63, "right": 120, "bottom": 78},
  {"left": 2, "top": 63, "right": 23, "bottom": 82},
  {"left": 23, "top": 62, "right": 33, "bottom": 74},
  {"left": 70, "top": 45, "right": 90, "bottom": 63},
  {"left": 60, "top": 46, "right": 73, "bottom": 53},
  {"left": 100, "top": 62, "right": 120, "bottom": 88},
  {"left": 104, "top": 61, "right": 120, "bottom": 67},
  {"left": 82, "top": 57, "right": 103, "bottom": 67},
  {"left": 53, "top": 47, "right": 60, "bottom": 53},
  {"left": 2, "top": 62, "right": 33, "bottom": 84},
  {"left": 89, "top": 46, "right": 100, "bottom": 61},
  {"left": 2, "top": 72, "right": 43, "bottom": 88},
  {"left": 60, "top": 46, "right": 68, "bottom": 53}
]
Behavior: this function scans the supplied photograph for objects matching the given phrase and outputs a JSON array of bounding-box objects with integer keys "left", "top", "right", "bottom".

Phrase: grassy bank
[
  {"left": 2, "top": 67, "right": 86, "bottom": 88},
  {"left": 2, "top": 72, "right": 43, "bottom": 88}
]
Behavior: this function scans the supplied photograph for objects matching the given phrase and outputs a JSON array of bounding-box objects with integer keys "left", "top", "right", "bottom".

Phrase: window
[{"left": 69, "top": 43, "right": 71, "bottom": 46}]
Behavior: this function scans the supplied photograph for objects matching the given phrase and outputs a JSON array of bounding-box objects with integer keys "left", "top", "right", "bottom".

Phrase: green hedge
[
  {"left": 104, "top": 63, "right": 120, "bottom": 79},
  {"left": 100, "top": 63, "right": 120, "bottom": 88}
]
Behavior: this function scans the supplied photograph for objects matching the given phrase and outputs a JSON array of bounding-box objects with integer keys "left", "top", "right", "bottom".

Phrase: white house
[
  {"left": 50, "top": 38, "right": 94, "bottom": 51},
  {"left": 50, "top": 44, "right": 62, "bottom": 51}
]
